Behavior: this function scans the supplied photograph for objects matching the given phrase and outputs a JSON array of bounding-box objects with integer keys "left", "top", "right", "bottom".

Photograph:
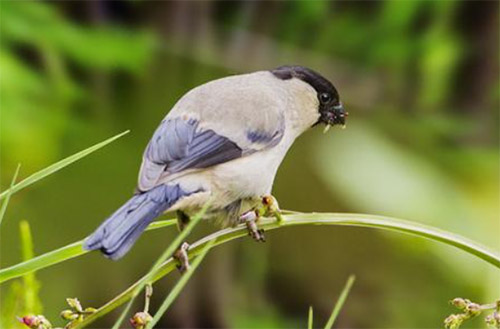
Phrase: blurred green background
[{"left": 1, "top": 1, "right": 499, "bottom": 328}]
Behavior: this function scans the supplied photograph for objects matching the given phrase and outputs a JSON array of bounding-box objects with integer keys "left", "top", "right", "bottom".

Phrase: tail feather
[{"left": 84, "top": 184, "right": 188, "bottom": 260}]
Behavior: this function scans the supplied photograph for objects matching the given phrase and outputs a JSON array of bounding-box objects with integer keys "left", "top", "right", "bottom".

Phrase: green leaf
[
  {"left": 146, "top": 239, "right": 216, "bottom": 329},
  {"left": 0, "top": 130, "right": 129, "bottom": 200},
  {"left": 0, "top": 163, "right": 20, "bottom": 227},
  {"left": 324, "top": 275, "right": 356, "bottom": 329}
]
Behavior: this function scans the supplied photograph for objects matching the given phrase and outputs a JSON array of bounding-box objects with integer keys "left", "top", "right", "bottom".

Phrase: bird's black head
[{"left": 271, "top": 65, "right": 347, "bottom": 126}]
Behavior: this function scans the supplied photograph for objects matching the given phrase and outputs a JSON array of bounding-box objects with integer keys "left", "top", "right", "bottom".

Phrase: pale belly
[{"left": 167, "top": 138, "right": 292, "bottom": 215}]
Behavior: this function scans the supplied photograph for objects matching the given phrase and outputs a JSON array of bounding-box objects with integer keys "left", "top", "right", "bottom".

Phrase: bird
[{"left": 83, "top": 65, "right": 347, "bottom": 270}]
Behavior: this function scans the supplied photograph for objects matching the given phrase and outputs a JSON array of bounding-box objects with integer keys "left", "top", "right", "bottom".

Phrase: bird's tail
[{"left": 83, "top": 184, "right": 189, "bottom": 260}]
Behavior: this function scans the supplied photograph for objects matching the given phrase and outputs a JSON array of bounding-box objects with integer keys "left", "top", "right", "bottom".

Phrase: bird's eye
[{"left": 319, "top": 93, "right": 331, "bottom": 104}]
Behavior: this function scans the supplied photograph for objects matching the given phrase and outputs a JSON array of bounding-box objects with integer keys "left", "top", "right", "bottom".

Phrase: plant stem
[
  {"left": 2, "top": 212, "right": 499, "bottom": 284},
  {"left": 144, "top": 284, "right": 152, "bottom": 313},
  {"left": 0, "top": 163, "right": 20, "bottom": 227},
  {"left": 3, "top": 212, "right": 499, "bottom": 286},
  {"left": 146, "top": 239, "right": 216, "bottom": 329},
  {"left": 324, "top": 275, "right": 356, "bottom": 329},
  {"left": 73, "top": 213, "right": 500, "bottom": 328},
  {"left": 2, "top": 211, "right": 499, "bottom": 287}
]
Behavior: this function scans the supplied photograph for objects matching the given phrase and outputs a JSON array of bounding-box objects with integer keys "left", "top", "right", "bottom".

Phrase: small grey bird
[{"left": 84, "top": 65, "right": 346, "bottom": 267}]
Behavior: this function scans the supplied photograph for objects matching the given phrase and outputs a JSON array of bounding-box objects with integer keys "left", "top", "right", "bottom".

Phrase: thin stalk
[
  {"left": 144, "top": 284, "right": 152, "bottom": 313},
  {"left": 0, "top": 164, "right": 20, "bottom": 226},
  {"left": 324, "top": 275, "right": 356, "bottom": 329},
  {"left": 73, "top": 213, "right": 500, "bottom": 328},
  {"left": 146, "top": 239, "right": 216, "bottom": 329}
]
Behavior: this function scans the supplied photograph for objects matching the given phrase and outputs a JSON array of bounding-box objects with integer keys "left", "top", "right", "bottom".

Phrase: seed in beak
[{"left": 323, "top": 124, "right": 332, "bottom": 134}]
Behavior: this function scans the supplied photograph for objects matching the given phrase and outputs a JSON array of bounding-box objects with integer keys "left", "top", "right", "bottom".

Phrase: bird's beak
[{"left": 320, "top": 101, "right": 348, "bottom": 132}]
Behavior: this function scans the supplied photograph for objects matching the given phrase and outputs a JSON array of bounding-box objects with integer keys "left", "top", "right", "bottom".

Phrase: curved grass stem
[{"left": 2, "top": 213, "right": 499, "bottom": 286}]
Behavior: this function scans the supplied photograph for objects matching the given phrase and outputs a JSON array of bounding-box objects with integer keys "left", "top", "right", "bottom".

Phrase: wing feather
[
  {"left": 138, "top": 118, "right": 252, "bottom": 191},
  {"left": 137, "top": 72, "right": 286, "bottom": 191}
]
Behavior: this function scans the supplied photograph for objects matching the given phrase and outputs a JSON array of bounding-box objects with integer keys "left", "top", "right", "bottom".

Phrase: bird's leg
[
  {"left": 173, "top": 210, "right": 191, "bottom": 273},
  {"left": 173, "top": 241, "right": 191, "bottom": 273},
  {"left": 239, "top": 195, "right": 283, "bottom": 242},
  {"left": 260, "top": 195, "right": 284, "bottom": 224},
  {"left": 239, "top": 210, "right": 266, "bottom": 242}
]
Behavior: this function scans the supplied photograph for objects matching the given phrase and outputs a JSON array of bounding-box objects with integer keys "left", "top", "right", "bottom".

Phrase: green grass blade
[
  {"left": 109, "top": 294, "right": 133, "bottom": 329},
  {"left": 146, "top": 239, "right": 216, "bottom": 329},
  {"left": 0, "top": 131, "right": 129, "bottom": 200},
  {"left": 308, "top": 306, "right": 313, "bottom": 329},
  {"left": 19, "top": 220, "right": 42, "bottom": 314},
  {"left": 286, "top": 213, "right": 500, "bottom": 269},
  {"left": 0, "top": 219, "right": 176, "bottom": 284},
  {"left": 0, "top": 164, "right": 21, "bottom": 227},
  {"left": 324, "top": 275, "right": 356, "bottom": 329},
  {"left": 110, "top": 200, "right": 212, "bottom": 329}
]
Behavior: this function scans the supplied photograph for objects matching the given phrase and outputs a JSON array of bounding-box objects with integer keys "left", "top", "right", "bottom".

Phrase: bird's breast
[{"left": 210, "top": 135, "right": 294, "bottom": 200}]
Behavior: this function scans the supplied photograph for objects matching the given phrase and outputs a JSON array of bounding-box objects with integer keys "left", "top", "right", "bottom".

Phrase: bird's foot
[
  {"left": 240, "top": 210, "right": 266, "bottom": 242},
  {"left": 173, "top": 242, "right": 191, "bottom": 273},
  {"left": 260, "top": 195, "right": 284, "bottom": 224}
]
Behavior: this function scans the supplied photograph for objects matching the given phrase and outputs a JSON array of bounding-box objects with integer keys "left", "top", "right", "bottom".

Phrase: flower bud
[
  {"left": 466, "top": 303, "right": 481, "bottom": 317},
  {"left": 485, "top": 314, "right": 496, "bottom": 327},
  {"left": 60, "top": 310, "right": 76, "bottom": 321},
  {"left": 18, "top": 315, "right": 52, "bottom": 329},
  {"left": 444, "top": 314, "right": 464, "bottom": 329},
  {"left": 18, "top": 316, "right": 37, "bottom": 327},
  {"left": 451, "top": 298, "right": 467, "bottom": 310},
  {"left": 130, "top": 312, "right": 153, "bottom": 329},
  {"left": 66, "top": 298, "right": 83, "bottom": 312},
  {"left": 84, "top": 307, "right": 97, "bottom": 314},
  {"left": 486, "top": 311, "right": 500, "bottom": 328}
]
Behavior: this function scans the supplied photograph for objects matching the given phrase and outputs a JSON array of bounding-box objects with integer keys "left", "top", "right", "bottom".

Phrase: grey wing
[{"left": 137, "top": 116, "right": 284, "bottom": 191}]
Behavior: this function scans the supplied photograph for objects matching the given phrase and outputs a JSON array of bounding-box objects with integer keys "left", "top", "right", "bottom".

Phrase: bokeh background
[{"left": 1, "top": 1, "right": 499, "bottom": 328}]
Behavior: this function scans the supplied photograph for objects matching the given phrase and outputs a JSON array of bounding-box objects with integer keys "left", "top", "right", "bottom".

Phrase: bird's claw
[
  {"left": 174, "top": 242, "right": 191, "bottom": 273},
  {"left": 261, "top": 195, "right": 284, "bottom": 224},
  {"left": 248, "top": 224, "right": 266, "bottom": 242},
  {"left": 240, "top": 210, "right": 266, "bottom": 242}
]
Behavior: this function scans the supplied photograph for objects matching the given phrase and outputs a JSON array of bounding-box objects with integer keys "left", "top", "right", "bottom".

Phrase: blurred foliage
[
  {"left": 1, "top": 1, "right": 498, "bottom": 328},
  {"left": 0, "top": 1, "right": 154, "bottom": 172}
]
